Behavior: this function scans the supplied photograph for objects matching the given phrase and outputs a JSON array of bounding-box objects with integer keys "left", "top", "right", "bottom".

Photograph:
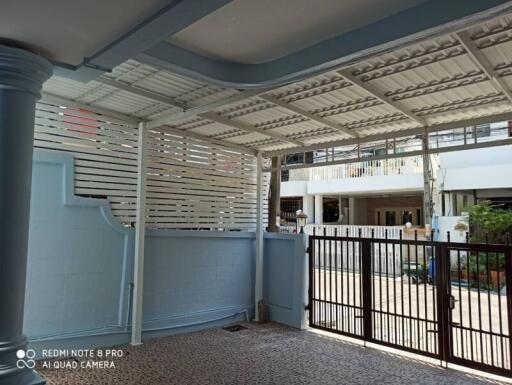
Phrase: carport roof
[{"left": 42, "top": 9, "right": 512, "bottom": 157}]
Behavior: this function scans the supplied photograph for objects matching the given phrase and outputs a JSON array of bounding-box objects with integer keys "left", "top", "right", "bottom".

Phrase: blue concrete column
[{"left": 0, "top": 45, "right": 52, "bottom": 385}]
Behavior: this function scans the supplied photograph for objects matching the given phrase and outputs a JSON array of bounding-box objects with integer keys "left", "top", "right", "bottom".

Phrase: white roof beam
[
  {"left": 157, "top": 125, "right": 257, "bottom": 155},
  {"left": 96, "top": 77, "right": 188, "bottom": 110},
  {"left": 200, "top": 112, "right": 304, "bottom": 147},
  {"left": 146, "top": 88, "right": 271, "bottom": 129},
  {"left": 87, "top": 79, "right": 301, "bottom": 147},
  {"left": 456, "top": 30, "right": 512, "bottom": 103},
  {"left": 259, "top": 94, "right": 358, "bottom": 138},
  {"left": 338, "top": 69, "right": 427, "bottom": 126}
]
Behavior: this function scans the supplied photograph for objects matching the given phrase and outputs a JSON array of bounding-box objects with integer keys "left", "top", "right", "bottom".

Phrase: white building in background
[
  {"left": 280, "top": 122, "right": 512, "bottom": 235},
  {"left": 434, "top": 144, "right": 512, "bottom": 241},
  {"left": 281, "top": 156, "right": 426, "bottom": 226}
]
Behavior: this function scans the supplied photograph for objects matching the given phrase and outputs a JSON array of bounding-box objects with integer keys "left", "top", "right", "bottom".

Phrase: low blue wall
[
  {"left": 25, "top": 150, "right": 307, "bottom": 353},
  {"left": 25, "top": 150, "right": 134, "bottom": 346},
  {"left": 25, "top": 150, "right": 256, "bottom": 351},
  {"left": 141, "top": 230, "right": 254, "bottom": 338},
  {"left": 263, "top": 233, "right": 308, "bottom": 329}
]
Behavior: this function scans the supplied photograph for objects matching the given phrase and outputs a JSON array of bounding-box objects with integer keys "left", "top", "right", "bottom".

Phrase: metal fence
[
  {"left": 281, "top": 224, "right": 404, "bottom": 239},
  {"left": 308, "top": 231, "right": 512, "bottom": 377}
]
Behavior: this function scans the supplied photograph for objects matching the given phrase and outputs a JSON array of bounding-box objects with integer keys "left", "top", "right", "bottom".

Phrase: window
[
  {"left": 280, "top": 197, "right": 303, "bottom": 224},
  {"left": 323, "top": 197, "right": 340, "bottom": 223},
  {"left": 401, "top": 210, "right": 413, "bottom": 225},
  {"left": 385, "top": 211, "right": 396, "bottom": 226}
]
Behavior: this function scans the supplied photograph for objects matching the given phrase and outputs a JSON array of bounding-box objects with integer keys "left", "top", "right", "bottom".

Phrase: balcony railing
[{"left": 286, "top": 156, "right": 423, "bottom": 182}]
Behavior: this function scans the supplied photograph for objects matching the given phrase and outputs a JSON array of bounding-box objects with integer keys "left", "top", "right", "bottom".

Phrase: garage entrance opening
[{"left": 308, "top": 230, "right": 512, "bottom": 377}]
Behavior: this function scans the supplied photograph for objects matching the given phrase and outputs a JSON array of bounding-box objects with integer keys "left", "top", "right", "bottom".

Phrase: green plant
[
  {"left": 466, "top": 201, "right": 512, "bottom": 244},
  {"left": 467, "top": 253, "right": 487, "bottom": 274},
  {"left": 480, "top": 282, "right": 499, "bottom": 292},
  {"left": 467, "top": 252, "right": 505, "bottom": 274}
]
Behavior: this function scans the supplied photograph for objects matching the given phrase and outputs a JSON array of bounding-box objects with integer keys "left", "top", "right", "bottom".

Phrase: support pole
[
  {"left": 254, "top": 152, "right": 264, "bottom": 321},
  {"left": 422, "top": 133, "right": 433, "bottom": 227},
  {"left": 0, "top": 45, "right": 52, "bottom": 385},
  {"left": 314, "top": 195, "right": 323, "bottom": 225},
  {"left": 267, "top": 156, "right": 281, "bottom": 232},
  {"left": 131, "top": 122, "right": 147, "bottom": 345}
]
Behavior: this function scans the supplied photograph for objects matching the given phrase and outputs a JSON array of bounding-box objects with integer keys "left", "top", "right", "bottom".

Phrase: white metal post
[
  {"left": 254, "top": 151, "right": 264, "bottom": 321},
  {"left": 131, "top": 121, "right": 147, "bottom": 345}
]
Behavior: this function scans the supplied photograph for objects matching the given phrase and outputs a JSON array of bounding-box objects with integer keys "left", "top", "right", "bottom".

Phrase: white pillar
[
  {"left": 314, "top": 195, "right": 323, "bottom": 224},
  {"left": 349, "top": 197, "right": 355, "bottom": 225},
  {"left": 302, "top": 195, "right": 314, "bottom": 224},
  {"left": 131, "top": 122, "right": 147, "bottom": 345},
  {"left": 254, "top": 152, "right": 264, "bottom": 321}
]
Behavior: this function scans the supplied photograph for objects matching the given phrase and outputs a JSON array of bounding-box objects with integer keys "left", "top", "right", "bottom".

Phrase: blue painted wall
[
  {"left": 263, "top": 233, "right": 308, "bottom": 329},
  {"left": 24, "top": 150, "right": 134, "bottom": 342},
  {"left": 24, "top": 150, "right": 307, "bottom": 352},
  {"left": 141, "top": 230, "right": 254, "bottom": 337}
]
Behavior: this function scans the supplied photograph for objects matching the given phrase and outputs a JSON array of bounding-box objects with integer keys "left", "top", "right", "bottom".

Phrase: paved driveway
[{"left": 39, "top": 322, "right": 507, "bottom": 385}]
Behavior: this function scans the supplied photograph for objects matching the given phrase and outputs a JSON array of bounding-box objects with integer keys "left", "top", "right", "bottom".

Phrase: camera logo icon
[{"left": 16, "top": 349, "right": 36, "bottom": 369}]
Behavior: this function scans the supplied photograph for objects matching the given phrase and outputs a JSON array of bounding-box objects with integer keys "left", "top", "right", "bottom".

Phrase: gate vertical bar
[
  {"left": 308, "top": 235, "right": 314, "bottom": 326},
  {"left": 436, "top": 241, "right": 450, "bottom": 363},
  {"left": 505, "top": 241, "right": 512, "bottom": 374},
  {"left": 361, "top": 239, "right": 373, "bottom": 342}
]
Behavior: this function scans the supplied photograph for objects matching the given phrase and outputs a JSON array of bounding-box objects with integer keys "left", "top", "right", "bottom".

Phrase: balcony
[{"left": 286, "top": 156, "right": 424, "bottom": 182}]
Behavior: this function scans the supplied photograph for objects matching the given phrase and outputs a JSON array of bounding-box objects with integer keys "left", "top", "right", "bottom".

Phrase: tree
[{"left": 466, "top": 200, "right": 512, "bottom": 244}]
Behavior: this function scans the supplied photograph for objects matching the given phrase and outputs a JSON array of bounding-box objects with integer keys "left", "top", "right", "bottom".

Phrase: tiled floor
[{"left": 39, "top": 322, "right": 506, "bottom": 385}]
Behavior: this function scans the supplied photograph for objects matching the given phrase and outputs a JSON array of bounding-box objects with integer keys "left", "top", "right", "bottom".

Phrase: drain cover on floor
[{"left": 222, "top": 324, "right": 247, "bottom": 332}]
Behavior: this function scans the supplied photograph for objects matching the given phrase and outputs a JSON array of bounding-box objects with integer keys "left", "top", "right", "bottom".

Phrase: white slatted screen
[
  {"left": 35, "top": 101, "right": 139, "bottom": 224},
  {"left": 34, "top": 100, "right": 262, "bottom": 231},
  {"left": 145, "top": 129, "right": 258, "bottom": 230}
]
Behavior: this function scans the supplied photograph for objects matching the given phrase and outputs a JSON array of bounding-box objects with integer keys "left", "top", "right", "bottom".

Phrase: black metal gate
[{"left": 308, "top": 230, "right": 512, "bottom": 377}]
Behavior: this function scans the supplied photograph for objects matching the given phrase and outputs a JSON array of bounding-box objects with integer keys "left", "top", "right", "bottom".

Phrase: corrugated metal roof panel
[
  {"left": 188, "top": 121, "right": 237, "bottom": 138},
  {"left": 41, "top": 11, "right": 512, "bottom": 155},
  {"left": 43, "top": 76, "right": 99, "bottom": 100}
]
